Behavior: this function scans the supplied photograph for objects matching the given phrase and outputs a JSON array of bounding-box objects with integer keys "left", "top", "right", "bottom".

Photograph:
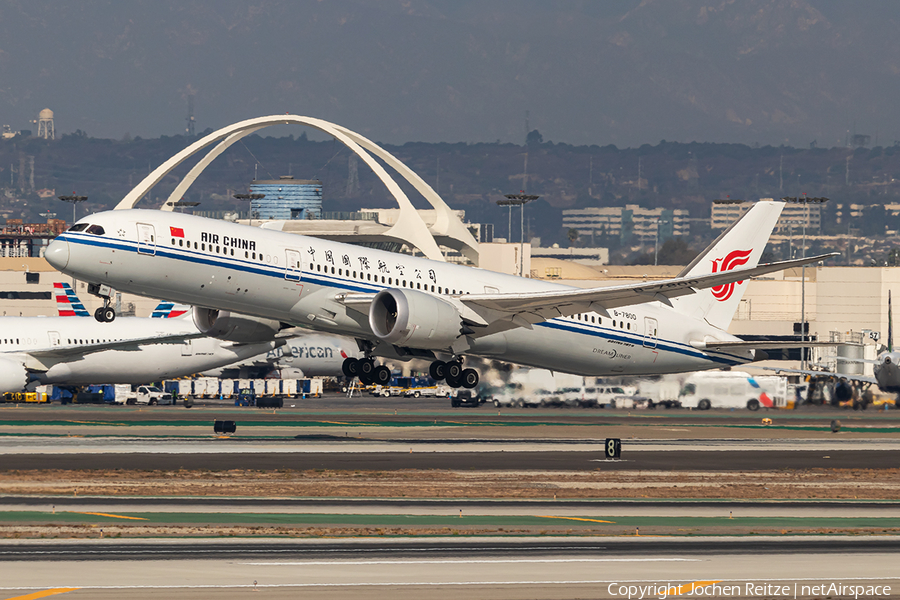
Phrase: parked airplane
[
  {"left": 0, "top": 307, "right": 285, "bottom": 395},
  {"left": 765, "top": 291, "right": 900, "bottom": 407},
  {"left": 200, "top": 334, "right": 360, "bottom": 379},
  {"left": 45, "top": 200, "right": 835, "bottom": 387},
  {"left": 53, "top": 283, "right": 357, "bottom": 380}
]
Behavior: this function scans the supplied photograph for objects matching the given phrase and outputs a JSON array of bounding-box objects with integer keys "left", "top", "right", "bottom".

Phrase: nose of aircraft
[{"left": 45, "top": 238, "right": 69, "bottom": 270}]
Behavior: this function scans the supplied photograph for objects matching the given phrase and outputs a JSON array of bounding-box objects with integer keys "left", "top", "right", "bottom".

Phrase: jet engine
[
  {"left": 192, "top": 307, "right": 281, "bottom": 343},
  {"left": 0, "top": 357, "right": 28, "bottom": 393},
  {"left": 369, "top": 288, "right": 463, "bottom": 349},
  {"left": 832, "top": 379, "right": 854, "bottom": 404}
]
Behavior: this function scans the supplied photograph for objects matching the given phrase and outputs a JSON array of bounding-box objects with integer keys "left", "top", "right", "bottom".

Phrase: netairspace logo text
[{"left": 607, "top": 582, "right": 892, "bottom": 599}]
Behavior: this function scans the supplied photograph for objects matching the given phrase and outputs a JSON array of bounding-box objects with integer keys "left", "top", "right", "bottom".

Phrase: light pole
[
  {"left": 57, "top": 194, "right": 87, "bottom": 225},
  {"left": 498, "top": 193, "right": 539, "bottom": 276},
  {"left": 234, "top": 192, "right": 265, "bottom": 226},
  {"left": 782, "top": 196, "right": 829, "bottom": 369},
  {"left": 166, "top": 200, "right": 200, "bottom": 213}
]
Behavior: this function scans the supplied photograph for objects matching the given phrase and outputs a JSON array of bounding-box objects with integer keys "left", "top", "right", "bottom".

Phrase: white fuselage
[
  {"left": 201, "top": 334, "right": 360, "bottom": 378},
  {"left": 0, "top": 315, "right": 280, "bottom": 388},
  {"left": 47, "top": 210, "right": 754, "bottom": 377}
]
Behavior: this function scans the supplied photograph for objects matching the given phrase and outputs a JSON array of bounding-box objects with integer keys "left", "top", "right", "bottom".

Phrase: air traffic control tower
[{"left": 249, "top": 176, "right": 322, "bottom": 220}]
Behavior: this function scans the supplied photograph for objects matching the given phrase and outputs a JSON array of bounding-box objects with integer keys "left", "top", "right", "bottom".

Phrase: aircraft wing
[
  {"left": 338, "top": 252, "right": 836, "bottom": 331},
  {"left": 27, "top": 332, "right": 206, "bottom": 360},
  {"left": 759, "top": 365, "right": 879, "bottom": 386},
  {"left": 692, "top": 340, "right": 847, "bottom": 351},
  {"left": 458, "top": 253, "right": 836, "bottom": 320}
]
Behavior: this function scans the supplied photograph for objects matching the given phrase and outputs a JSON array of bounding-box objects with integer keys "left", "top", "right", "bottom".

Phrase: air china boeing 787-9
[{"left": 44, "top": 200, "right": 833, "bottom": 388}]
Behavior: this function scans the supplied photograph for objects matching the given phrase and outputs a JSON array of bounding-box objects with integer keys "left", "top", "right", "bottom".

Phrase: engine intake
[
  {"left": 369, "top": 288, "right": 463, "bottom": 350},
  {"left": 0, "top": 357, "right": 28, "bottom": 394},
  {"left": 192, "top": 307, "right": 281, "bottom": 343}
]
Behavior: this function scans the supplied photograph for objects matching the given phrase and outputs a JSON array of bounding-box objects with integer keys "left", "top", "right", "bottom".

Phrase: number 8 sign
[{"left": 605, "top": 438, "right": 621, "bottom": 459}]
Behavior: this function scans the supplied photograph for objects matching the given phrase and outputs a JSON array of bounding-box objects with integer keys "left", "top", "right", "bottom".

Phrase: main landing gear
[
  {"left": 429, "top": 359, "right": 479, "bottom": 389},
  {"left": 342, "top": 357, "right": 391, "bottom": 386}
]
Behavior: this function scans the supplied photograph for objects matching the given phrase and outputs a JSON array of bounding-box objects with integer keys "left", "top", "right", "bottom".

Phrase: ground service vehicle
[
  {"left": 2, "top": 392, "right": 49, "bottom": 403},
  {"left": 450, "top": 389, "right": 483, "bottom": 407},
  {"left": 679, "top": 371, "right": 786, "bottom": 410}
]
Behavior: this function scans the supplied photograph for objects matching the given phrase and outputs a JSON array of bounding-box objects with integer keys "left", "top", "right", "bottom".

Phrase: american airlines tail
[
  {"left": 54, "top": 282, "right": 90, "bottom": 317},
  {"left": 151, "top": 301, "right": 190, "bottom": 319},
  {"left": 672, "top": 200, "right": 785, "bottom": 331}
]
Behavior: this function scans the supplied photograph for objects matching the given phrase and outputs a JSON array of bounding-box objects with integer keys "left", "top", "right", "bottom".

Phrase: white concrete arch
[
  {"left": 330, "top": 125, "right": 480, "bottom": 264},
  {"left": 115, "top": 115, "right": 444, "bottom": 261},
  {"left": 161, "top": 128, "right": 266, "bottom": 211}
]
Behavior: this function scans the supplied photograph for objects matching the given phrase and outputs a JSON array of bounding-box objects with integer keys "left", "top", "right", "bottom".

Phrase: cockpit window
[
  {"left": 86, "top": 225, "right": 105, "bottom": 235},
  {"left": 67, "top": 223, "right": 88, "bottom": 232}
]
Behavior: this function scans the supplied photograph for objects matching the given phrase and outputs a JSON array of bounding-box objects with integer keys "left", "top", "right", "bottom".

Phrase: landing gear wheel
[
  {"left": 460, "top": 368, "right": 479, "bottom": 389},
  {"left": 429, "top": 360, "right": 447, "bottom": 381},
  {"left": 94, "top": 307, "right": 106, "bottom": 322},
  {"left": 359, "top": 359, "right": 376, "bottom": 378},
  {"left": 342, "top": 357, "right": 359, "bottom": 378},
  {"left": 373, "top": 365, "right": 391, "bottom": 385},
  {"left": 446, "top": 361, "right": 463, "bottom": 380},
  {"left": 359, "top": 370, "right": 375, "bottom": 386},
  {"left": 445, "top": 371, "right": 462, "bottom": 388},
  {"left": 102, "top": 307, "right": 116, "bottom": 322}
]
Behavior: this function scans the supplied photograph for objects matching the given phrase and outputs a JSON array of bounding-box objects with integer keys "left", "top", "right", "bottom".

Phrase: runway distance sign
[{"left": 605, "top": 438, "right": 621, "bottom": 459}]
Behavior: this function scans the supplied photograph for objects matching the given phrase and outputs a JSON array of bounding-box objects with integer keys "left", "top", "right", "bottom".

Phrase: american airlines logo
[{"left": 710, "top": 249, "right": 752, "bottom": 302}]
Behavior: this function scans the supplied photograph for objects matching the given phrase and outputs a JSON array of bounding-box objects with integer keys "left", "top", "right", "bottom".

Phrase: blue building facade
[{"left": 249, "top": 176, "right": 323, "bottom": 220}]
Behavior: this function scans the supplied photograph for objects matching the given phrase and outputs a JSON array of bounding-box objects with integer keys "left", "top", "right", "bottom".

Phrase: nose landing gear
[
  {"left": 93, "top": 305, "right": 116, "bottom": 323},
  {"left": 88, "top": 283, "right": 116, "bottom": 323}
]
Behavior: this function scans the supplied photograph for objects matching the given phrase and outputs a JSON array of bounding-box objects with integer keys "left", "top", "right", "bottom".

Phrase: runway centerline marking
[
  {"left": 2, "top": 589, "right": 79, "bottom": 600},
  {"left": 71, "top": 512, "right": 147, "bottom": 521}
]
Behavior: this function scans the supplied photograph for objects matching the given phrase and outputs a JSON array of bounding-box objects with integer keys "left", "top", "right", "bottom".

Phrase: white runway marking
[{"left": 241, "top": 558, "right": 702, "bottom": 565}]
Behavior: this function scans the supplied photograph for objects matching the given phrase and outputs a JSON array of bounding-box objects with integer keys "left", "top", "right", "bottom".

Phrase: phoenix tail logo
[{"left": 710, "top": 249, "right": 752, "bottom": 302}]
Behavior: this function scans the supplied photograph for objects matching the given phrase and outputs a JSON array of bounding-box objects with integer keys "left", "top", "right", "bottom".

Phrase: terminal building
[
  {"left": 711, "top": 199, "right": 822, "bottom": 233},
  {"left": 562, "top": 206, "right": 691, "bottom": 244}
]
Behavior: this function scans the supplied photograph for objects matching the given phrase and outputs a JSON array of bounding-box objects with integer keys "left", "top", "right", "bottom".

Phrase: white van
[{"left": 678, "top": 371, "right": 786, "bottom": 411}]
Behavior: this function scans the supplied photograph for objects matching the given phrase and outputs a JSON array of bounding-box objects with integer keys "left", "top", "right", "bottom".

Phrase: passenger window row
[
  {"left": 311, "top": 262, "right": 464, "bottom": 295},
  {"left": 572, "top": 313, "right": 633, "bottom": 330}
]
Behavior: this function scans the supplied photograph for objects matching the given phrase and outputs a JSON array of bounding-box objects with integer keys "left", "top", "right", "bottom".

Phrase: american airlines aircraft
[
  {"left": 0, "top": 299, "right": 285, "bottom": 394},
  {"left": 45, "top": 200, "right": 834, "bottom": 388},
  {"left": 53, "top": 283, "right": 356, "bottom": 381},
  {"left": 201, "top": 335, "right": 360, "bottom": 379}
]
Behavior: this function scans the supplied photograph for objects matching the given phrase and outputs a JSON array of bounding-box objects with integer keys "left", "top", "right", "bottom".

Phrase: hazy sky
[{"left": 2, "top": 0, "right": 899, "bottom": 147}]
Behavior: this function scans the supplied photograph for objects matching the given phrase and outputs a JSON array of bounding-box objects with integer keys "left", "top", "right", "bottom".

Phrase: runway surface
[
  {"left": 2, "top": 448, "right": 899, "bottom": 471},
  {"left": 0, "top": 538, "right": 898, "bottom": 599},
  {"left": 0, "top": 402, "right": 898, "bottom": 598},
  {"left": 4, "top": 497, "right": 900, "bottom": 516}
]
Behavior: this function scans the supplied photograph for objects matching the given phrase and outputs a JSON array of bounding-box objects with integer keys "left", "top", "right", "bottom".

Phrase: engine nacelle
[
  {"left": 0, "top": 357, "right": 28, "bottom": 393},
  {"left": 833, "top": 380, "right": 854, "bottom": 404},
  {"left": 369, "top": 288, "right": 463, "bottom": 349},
  {"left": 192, "top": 307, "right": 281, "bottom": 343}
]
